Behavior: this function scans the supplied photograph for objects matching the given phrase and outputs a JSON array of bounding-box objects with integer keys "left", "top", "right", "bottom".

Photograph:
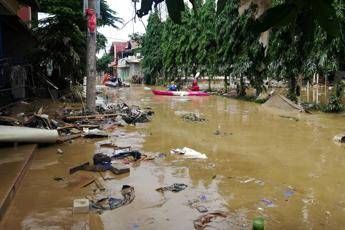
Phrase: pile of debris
[
  {"left": 0, "top": 102, "right": 154, "bottom": 144},
  {"left": 103, "top": 102, "right": 154, "bottom": 124},
  {"left": 175, "top": 111, "right": 206, "bottom": 122}
]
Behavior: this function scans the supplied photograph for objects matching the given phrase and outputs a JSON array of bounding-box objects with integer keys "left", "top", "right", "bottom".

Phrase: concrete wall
[{"left": 129, "top": 63, "right": 143, "bottom": 81}]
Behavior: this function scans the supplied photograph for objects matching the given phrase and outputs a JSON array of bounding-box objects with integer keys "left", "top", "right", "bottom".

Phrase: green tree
[
  {"left": 129, "top": 32, "right": 144, "bottom": 46},
  {"left": 141, "top": 12, "right": 163, "bottom": 84},
  {"left": 197, "top": 0, "right": 216, "bottom": 91},
  {"left": 32, "top": 0, "right": 121, "bottom": 88},
  {"left": 97, "top": 53, "right": 113, "bottom": 73}
]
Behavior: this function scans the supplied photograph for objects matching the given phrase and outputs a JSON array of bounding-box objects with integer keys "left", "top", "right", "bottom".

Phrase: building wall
[
  {"left": 0, "top": 1, "right": 37, "bottom": 104},
  {"left": 129, "top": 63, "right": 143, "bottom": 80},
  {"left": 118, "top": 67, "right": 129, "bottom": 81}
]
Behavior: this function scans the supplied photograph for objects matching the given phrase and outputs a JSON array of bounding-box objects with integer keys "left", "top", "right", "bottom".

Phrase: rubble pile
[{"left": 0, "top": 101, "right": 154, "bottom": 144}]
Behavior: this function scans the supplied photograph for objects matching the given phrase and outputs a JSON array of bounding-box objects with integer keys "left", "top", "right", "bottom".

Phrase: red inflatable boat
[{"left": 152, "top": 90, "right": 209, "bottom": 96}]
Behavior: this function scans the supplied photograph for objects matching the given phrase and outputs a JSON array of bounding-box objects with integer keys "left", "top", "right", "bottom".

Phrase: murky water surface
[{"left": 1, "top": 86, "right": 345, "bottom": 230}]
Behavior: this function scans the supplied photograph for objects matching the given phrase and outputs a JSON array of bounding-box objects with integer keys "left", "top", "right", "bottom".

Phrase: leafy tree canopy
[{"left": 33, "top": 0, "right": 122, "bottom": 87}]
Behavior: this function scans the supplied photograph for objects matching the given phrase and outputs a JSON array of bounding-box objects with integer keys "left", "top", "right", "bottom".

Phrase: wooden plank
[{"left": 64, "top": 113, "right": 118, "bottom": 121}]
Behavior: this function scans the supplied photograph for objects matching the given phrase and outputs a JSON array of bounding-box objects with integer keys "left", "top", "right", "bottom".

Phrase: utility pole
[{"left": 86, "top": 0, "right": 97, "bottom": 112}]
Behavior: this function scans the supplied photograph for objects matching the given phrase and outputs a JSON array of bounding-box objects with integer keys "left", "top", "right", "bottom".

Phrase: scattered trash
[
  {"left": 104, "top": 102, "right": 153, "bottom": 125},
  {"left": 187, "top": 195, "right": 209, "bottom": 213},
  {"left": 93, "top": 153, "right": 111, "bottom": 165},
  {"left": 252, "top": 217, "right": 265, "bottom": 230},
  {"left": 0, "top": 116, "right": 21, "bottom": 126},
  {"left": 90, "top": 185, "right": 135, "bottom": 211},
  {"left": 73, "top": 199, "right": 90, "bottom": 214},
  {"left": 333, "top": 133, "right": 345, "bottom": 143},
  {"left": 110, "top": 163, "right": 130, "bottom": 175},
  {"left": 70, "top": 162, "right": 90, "bottom": 175},
  {"left": 284, "top": 187, "right": 295, "bottom": 200},
  {"left": 57, "top": 148, "right": 64, "bottom": 154},
  {"left": 171, "top": 147, "right": 207, "bottom": 159},
  {"left": 156, "top": 183, "right": 188, "bottom": 193},
  {"left": 83, "top": 128, "right": 108, "bottom": 138},
  {"left": 112, "top": 150, "right": 142, "bottom": 161},
  {"left": 53, "top": 176, "right": 64, "bottom": 181},
  {"left": 64, "top": 113, "right": 118, "bottom": 122},
  {"left": 239, "top": 177, "right": 264, "bottom": 186},
  {"left": 213, "top": 130, "right": 221, "bottom": 135},
  {"left": 213, "top": 129, "right": 231, "bottom": 136},
  {"left": 196, "top": 205, "right": 208, "bottom": 213},
  {"left": 99, "top": 142, "right": 131, "bottom": 151},
  {"left": 94, "top": 178, "right": 106, "bottom": 191},
  {"left": 254, "top": 180, "right": 265, "bottom": 186},
  {"left": 261, "top": 198, "right": 275, "bottom": 207},
  {"left": 180, "top": 112, "right": 206, "bottom": 122},
  {"left": 193, "top": 211, "right": 228, "bottom": 230},
  {"left": 81, "top": 179, "right": 95, "bottom": 188},
  {"left": 279, "top": 115, "right": 299, "bottom": 122},
  {"left": 24, "top": 113, "right": 56, "bottom": 129},
  {"left": 199, "top": 194, "right": 207, "bottom": 202},
  {"left": 144, "top": 87, "right": 151, "bottom": 91},
  {"left": 57, "top": 134, "right": 82, "bottom": 143},
  {"left": 71, "top": 152, "right": 133, "bottom": 175},
  {"left": 240, "top": 177, "right": 255, "bottom": 184}
]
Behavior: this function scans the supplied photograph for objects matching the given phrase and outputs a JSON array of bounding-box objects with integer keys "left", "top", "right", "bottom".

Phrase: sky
[
  {"left": 38, "top": 1, "right": 160, "bottom": 56},
  {"left": 98, "top": 0, "right": 149, "bottom": 54}
]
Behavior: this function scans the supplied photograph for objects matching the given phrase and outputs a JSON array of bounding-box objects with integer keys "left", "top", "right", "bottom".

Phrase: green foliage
[
  {"left": 141, "top": 12, "right": 163, "bottom": 84},
  {"left": 324, "top": 80, "right": 345, "bottom": 113},
  {"left": 97, "top": 33, "right": 108, "bottom": 52},
  {"left": 97, "top": 53, "right": 113, "bottom": 73},
  {"left": 129, "top": 33, "right": 144, "bottom": 46},
  {"left": 138, "top": 0, "right": 342, "bottom": 39},
  {"left": 33, "top": 0, "right": 121, "bottom": 87},
  {"left": 141, "top": 0, "right": 344, "bottom": 111}
]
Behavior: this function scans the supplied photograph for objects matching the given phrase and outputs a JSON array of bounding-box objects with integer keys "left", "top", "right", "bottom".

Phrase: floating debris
[
  {"left": 181, "top": 113, "right": 206, "bottom": 122},
  {"left": 56, "top": 148, "right": 64, "bottom": 154},
  {"left": 334, "top": 133, "right": 345, "bottom": 143},
  {"left": 171, "top": 147, "right": 207, "bottom": 159},
  {"left": 156, "top": 183, "right": 188, "bottom": 193},
  {"left": 89, "top": 185, "right": 135, "bottom": 211},
  {"left": 261, "top": 198, "right": 275, "bottom": 208},
  {"left": 193, "top": 211, "right": 228, "bottom": 230}
]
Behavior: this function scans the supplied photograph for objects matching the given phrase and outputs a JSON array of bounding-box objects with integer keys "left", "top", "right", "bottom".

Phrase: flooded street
[{"left": 2, "top": 86, "right": 345, "bottom": 229}]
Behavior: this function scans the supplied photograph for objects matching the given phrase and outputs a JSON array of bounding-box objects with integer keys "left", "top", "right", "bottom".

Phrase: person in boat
[
  {"left": 168, "top": 81, "right": 178, "bottom": 91},
  {"left": 189, "top": 79, "right": 200, "bottom": 91},
  {"left": 102, "top": 72, "right": 110, "bottom": 85}
]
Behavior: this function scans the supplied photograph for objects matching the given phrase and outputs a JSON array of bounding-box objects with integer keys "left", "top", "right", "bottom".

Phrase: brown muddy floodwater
[{"left": 1, "top": 86, "right": 345, "bottom": 230}]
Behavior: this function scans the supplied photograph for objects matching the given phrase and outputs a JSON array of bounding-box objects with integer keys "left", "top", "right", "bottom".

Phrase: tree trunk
[
  {"left": 287, "top": 76, "right": 297, "bottom": 102},
  {"left": 86, "top": 0, "right": 97, "bottom": 112},
  {"left": 208, "top": 76, "right": 212, "bottom": 91},
  {"left": 224, "top": 75, "right": 228, "bottom": 93}
]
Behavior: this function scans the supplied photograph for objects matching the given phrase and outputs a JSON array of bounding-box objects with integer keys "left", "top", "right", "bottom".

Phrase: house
[
  {"left": 109, "top": 40, "right": 143, "bottom": 82},
  {"left": 117, "top": 55, "right": 143, "bottom": 82},
  {"left": 108, "top": 41, "right": 130, "bottom": 75},
  {"left": 0, "top": 0, "right": 39, "bottom": 105}
]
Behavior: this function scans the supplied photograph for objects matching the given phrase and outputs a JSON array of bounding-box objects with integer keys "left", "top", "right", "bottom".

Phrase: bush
[{"left": 323, "top": 80, "right": 345, "bottom": 113}]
